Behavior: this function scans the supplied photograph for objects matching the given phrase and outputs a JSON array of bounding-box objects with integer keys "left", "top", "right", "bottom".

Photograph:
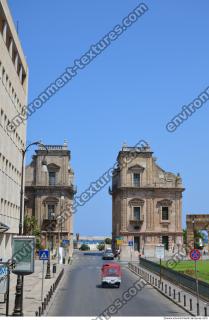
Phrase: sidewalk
[{"left": 0, "top": 259, "right": 63, "bottom": 317}]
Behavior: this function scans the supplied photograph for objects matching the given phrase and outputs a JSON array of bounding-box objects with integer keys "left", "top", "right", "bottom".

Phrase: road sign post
[
  {"left": 39, "top": 250, "right": 49, "bottom": 302},
  {"left": 190, "top": 249, "right": 201, "bottom": 316},
  {"left": 155, "top": 245, "right": 165, "bottom": 283}
]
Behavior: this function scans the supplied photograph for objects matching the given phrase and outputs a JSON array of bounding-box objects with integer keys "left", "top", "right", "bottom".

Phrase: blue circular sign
[{"left": 190, "top": 249, "right": 201, "bottom": 261}]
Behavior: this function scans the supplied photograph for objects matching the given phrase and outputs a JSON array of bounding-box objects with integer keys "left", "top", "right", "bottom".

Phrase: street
[{"left": 48, "top": 251, "right": 189, "bottom": 317}]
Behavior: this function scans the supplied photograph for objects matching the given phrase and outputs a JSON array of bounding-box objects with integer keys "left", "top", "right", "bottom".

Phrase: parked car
[
  {"left": 102, "top": 249, "right": 114, "bottom": 260},
  {"left": 79, "top": 244, "right": 90, "bottom": 251},
  {"left": 101, "top": 263, "right": 121, "bottom": 288}
]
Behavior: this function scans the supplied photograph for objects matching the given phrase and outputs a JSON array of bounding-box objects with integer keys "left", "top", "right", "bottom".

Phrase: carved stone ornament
[
  {"left": 128, "top": 164, "right": 145, "bottom": 172},
  {"left": 129, "top": 198, "right": 145, "bottom": 206},
  {"left": 156, "top": 199, "right": 172, "bottom": 207}
]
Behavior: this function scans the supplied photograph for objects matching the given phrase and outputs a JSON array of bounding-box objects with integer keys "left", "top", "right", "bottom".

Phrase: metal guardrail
[{"left": 139, "top": 258, "right": 209, "bottom": 301}]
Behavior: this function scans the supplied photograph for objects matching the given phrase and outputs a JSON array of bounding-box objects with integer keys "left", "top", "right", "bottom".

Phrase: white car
[{"left": 102, "top": 249, "right": 114, "bottom": 260}]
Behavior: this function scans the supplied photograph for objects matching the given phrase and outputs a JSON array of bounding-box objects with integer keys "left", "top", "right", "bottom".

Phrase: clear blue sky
[{"left": 9, "top": 0, "right": 209, "bottom": 235}]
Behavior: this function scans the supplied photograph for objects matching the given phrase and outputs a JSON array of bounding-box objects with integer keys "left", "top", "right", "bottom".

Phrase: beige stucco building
[
  {"left": 25, "top": 142, "right": 76, "bottom": 258},
  {"left": 111, "top": 144, "right": 184, "bottom": 259},
  {"left": 0, "top": 0, "right": 28, "bottom": 260}
]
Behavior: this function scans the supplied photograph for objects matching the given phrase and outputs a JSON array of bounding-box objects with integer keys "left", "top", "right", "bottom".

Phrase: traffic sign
[
  {"left": 155, "top": 244, "right": 165, "bottom": 259},
  {"left": 128, "top": 241, "right": 133, "bottom": 247},
  {"left": 39, "top": 250, "right": 49, "bottom": 261},
  {"left": 190, "top": 249, "right": 201, "bottom": 261},
  {"left": 62, "top": 239, "right": 70, "bottom": 247}
]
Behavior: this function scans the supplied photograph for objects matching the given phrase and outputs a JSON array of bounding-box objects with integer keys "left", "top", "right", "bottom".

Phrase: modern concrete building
[
  {"left": 25, "top": 141, "right": 76, "bottom": 258},
  {"left": 0, "top": 0, "right": 28, "bottom": 260},
  {"left": 110, "top": 144, "right": 185, "bottom": 259}
]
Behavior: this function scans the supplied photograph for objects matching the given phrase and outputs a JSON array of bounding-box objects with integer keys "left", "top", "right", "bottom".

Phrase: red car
[{"left": 101, "top": 263, "right": 122, "bottom": 288}]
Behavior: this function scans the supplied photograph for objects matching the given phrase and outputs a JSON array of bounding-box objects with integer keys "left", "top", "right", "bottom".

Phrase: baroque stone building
[
  {"left": 0, "top": 0, "right": 28, "bottom": 260},
  {"left": 111, "top": 144, "right": 184, "bottom": 259},
  {"left": 25, "top": 141, "right": 75, "bottom": 258}
]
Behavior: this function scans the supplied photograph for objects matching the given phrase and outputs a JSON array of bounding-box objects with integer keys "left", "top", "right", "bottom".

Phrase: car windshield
[
  {"left": 106, "top": 268, "right": 118, "bottom": 276},
  {"left": 106, "top": 249, "right": 112, "bottom": 253}
]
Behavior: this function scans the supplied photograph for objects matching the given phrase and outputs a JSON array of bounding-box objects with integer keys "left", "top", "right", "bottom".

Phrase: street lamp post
[
  {"left": 192, "top": 218, "right": 195, "bottom": 249},
  {"left": 13, "top": 141, "right": 48, "bottom": 317},
  {"left": 45, "top": 212, "right": 55, "bottom": 279}
]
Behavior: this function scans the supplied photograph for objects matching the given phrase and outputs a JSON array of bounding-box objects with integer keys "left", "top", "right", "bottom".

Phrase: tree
[
  {"left": 104, "top": 238, "right": 112, "bottom": 245},
  {"left": 24, "top": 215, "right": 42, "bottom": 250},
  {"left": 97, "top": 243, "right": 105, "bottom": 251},
  {"left": 79, "top": 244, "right": 90, "bottom": 251},
  {"left": 183, "top": 229, "right": 187, "bottom": 244}
]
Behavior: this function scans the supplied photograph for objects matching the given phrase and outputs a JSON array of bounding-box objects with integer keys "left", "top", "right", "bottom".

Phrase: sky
[{"left": 8, "top": 0, "right": 209, "bottom": 235}]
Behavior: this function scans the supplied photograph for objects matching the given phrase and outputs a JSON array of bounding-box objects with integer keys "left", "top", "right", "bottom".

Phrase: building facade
[
  {"left": 111, "top": 144, "right": 184, "bottom": 259},
  {"left": 0, "top": 0, "right": 28, "bottom": 260},
  {"left": 25, "top": 142, "right": 76, "bottom": 258}
]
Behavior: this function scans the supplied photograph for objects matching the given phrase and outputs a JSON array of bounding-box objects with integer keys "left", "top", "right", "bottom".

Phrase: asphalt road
[{"left": 48, "top": 251, "right": 189, "bottom": 317}]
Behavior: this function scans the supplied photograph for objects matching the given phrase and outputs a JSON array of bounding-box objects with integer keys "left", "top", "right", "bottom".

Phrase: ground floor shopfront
[{"left": 114, "top": 232, "right": 183, "bottom": 260}]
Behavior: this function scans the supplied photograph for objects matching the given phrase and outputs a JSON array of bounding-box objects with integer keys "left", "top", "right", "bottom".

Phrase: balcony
[
  {"left": 129, "top": 216, "right": 144, "bottom": 229},
  {"left": 42, "top": 219, "right": 57, "bottom": 232}
]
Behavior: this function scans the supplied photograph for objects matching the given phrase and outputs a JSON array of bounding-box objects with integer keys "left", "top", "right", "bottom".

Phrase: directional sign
[
  {"left": 116, "top": 236, "right": 124, "bottom": 241},
  {"left": 116, "top": 240, "right": 123, "bottom": 245},
  {"left": 39, "top": 250, "right": 49, "bottom": 261},
  {"left": 190, "top": 249, "right": 201, "bottom": 261}
]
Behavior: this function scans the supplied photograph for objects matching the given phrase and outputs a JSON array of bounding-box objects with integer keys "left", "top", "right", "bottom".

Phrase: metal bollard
[
  {"left": 35, "top": 311, "right": 38, "bottom": 317},
  {"left": 173, "top": 289, "right": 176, "bottom": 299},
  {"left": 204, "top": 307, "right": 207, "bottom": 317},
  {"left": 158, "top": 280, "right": 160, "bottom": 288},
  {"left": 184, "top": 295, "right": 186, "bottom": 307},
  {"left": 190, "top": 299, "right": 192, "bottom": 311},
  {"left": 155, "top": 279, "right": 157, "bottom": 286},
  {"left": 197, "top": 303, "right": 200, "bottom": 316},
  {"left": 169, "top": 286, "right": 171, "bottom": 296},
  {"left": 178, "top": 292, "right": 181, "bottom": 303},
  {"left": 165, "top": 284, "right": 167, "bottom": 294},
  {"left": 42, "top": 302, "right": 44, "bottom": 313},
  {"left": 161, "top": 282, "right": 163, "bottom": 291}
]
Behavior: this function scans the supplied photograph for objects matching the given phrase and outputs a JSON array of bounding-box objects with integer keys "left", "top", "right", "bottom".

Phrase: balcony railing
[
  {"left": 129, "top": 216, "right": 144, "bottom": 229},
  {"left": 42, "top": 219, "right": 57, "bottom": 231}
]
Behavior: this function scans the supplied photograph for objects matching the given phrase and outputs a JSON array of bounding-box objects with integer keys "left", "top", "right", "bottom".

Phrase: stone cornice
[
  {"left": 119, "top": 231, "right": 183, "bottom": 236},
  {"left": 112, "top": 186, "right": 185, "bottom": 193}
]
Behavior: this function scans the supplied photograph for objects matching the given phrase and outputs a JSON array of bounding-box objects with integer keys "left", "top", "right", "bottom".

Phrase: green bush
[{"left": 79, "top": 244, "right": 90, "bottom": 251}]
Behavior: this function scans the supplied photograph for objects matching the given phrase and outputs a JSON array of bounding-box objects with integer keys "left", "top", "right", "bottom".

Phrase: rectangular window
[
  {"left": 162, "top": 207, "right": 169, "bottom": 221},
  {"left": 49, "top": 172, "right": 56, "bottom": 186},
  {"left": 48, "top": 205, "right": 55, "bottom": 219},
  {"left": 133, "top": 173, "right": 140, "bottom": 187},
  {"left": 133, "top": 207, "right": 141, "bottom": 221}
]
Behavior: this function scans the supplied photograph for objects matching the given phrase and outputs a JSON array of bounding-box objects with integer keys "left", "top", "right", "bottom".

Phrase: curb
[{"left": 34, "top": 268, "right": 64, "bottom": 317}]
